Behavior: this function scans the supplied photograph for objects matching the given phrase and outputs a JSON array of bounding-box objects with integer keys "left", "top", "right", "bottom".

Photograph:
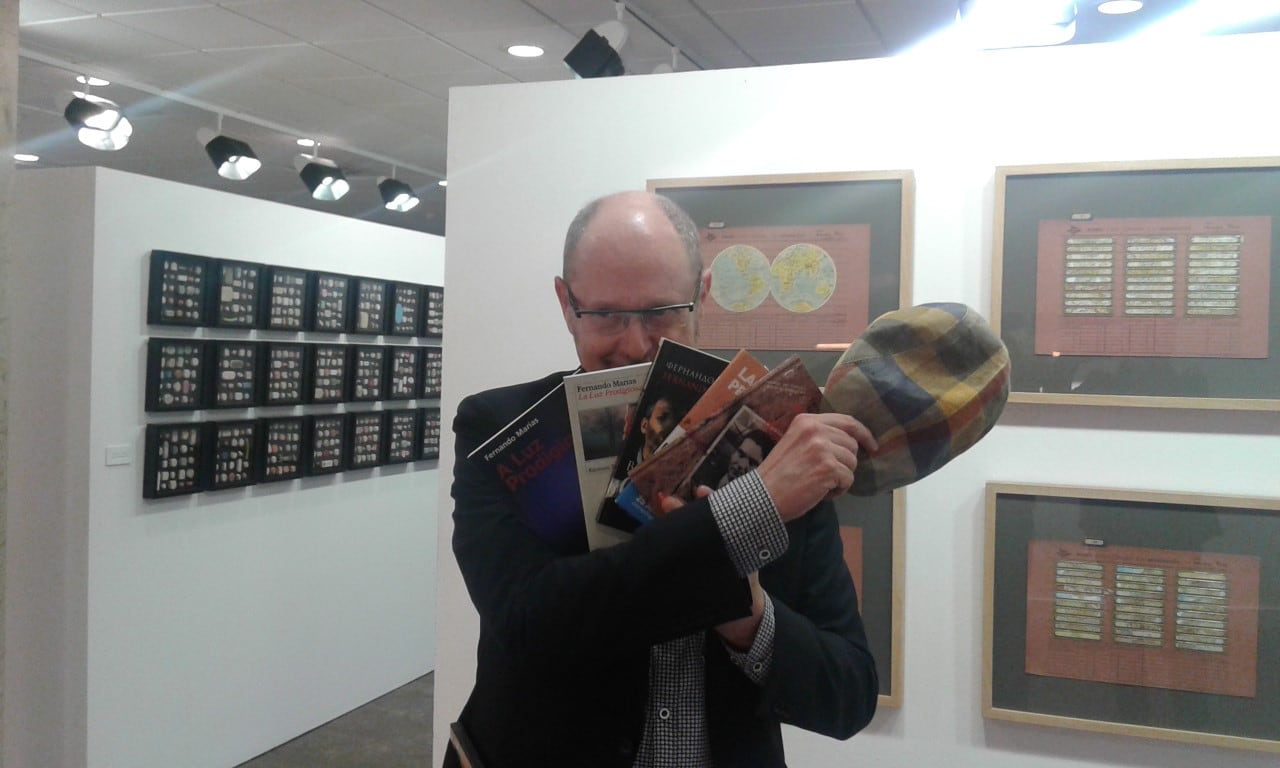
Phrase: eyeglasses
[{"left": 565, "top": 284, "right": 697, "bottom": 336}]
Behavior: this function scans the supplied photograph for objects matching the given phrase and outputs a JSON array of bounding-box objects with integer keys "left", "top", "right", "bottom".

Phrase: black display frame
[
  {"left": 257, "top": 415, "right": 306, "bottom": 483},
  {"left": 421, "top": 285, "right": 444, "bottom": 338},
  {"left": 261, "top": 342, "right": 308, "bottom": 407},
  {"left": 420, "top": 346, "right": 443, "bottom": 399},
  {"left": 147, "top": 250, "right": 212, "bottom": 327},
  {"left": 143, "top": 422, "right": 204, "bottom": 499},
  {"left": 386, "top": 346, "right": 421, "bottom": 400},
  {"left": 203, "top": 419, "right": 259, "bottom": 491},
  {"left": 210, "top": 258, "right": 264, "bottom": 329},
  {"left": 305, "top": 413, "right": 348, "bottom": 475},
  {"left": 309, "top": 272, "right": 354, "bottom": 333},
  {"left": 389, "top": 282, "right": 424, "bottom": 337},
  {"left": 145, "top": 337, "right": 207, "bottom": 412},
  {"left": 263, "top": 265, "right": 311, "bottom": 332},
  {"left": 384, "top": 409, "right": 420, "bottom": 464},
  {"left": 353, "top": 276, "right": 390, "bottom": 335},
  {"left": 349, "top": 345, "right": 387, "bottom": 402},
  {"left": 419, "top": 406, "right": 441, "bottom": 460},
  {"left": 208, "top": 340, "right": 261, "bottom": 409},
  {"left": 346, "top": 410, "right": 386, "bottom": 469},
  {"left": 308, "top": 343, "right": 350, "bottom": 404}
]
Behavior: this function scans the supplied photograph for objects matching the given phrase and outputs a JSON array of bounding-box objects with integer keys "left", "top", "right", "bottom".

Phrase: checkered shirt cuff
[
  {"left": 708, "top": 471, "right": 789, "bottom": 578},
  {"left": 721, "top": 592, "right": 775, "bottom": 685}
]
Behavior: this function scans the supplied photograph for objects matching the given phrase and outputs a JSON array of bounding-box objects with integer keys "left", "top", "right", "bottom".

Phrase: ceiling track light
[
  {"left": 378, "top": 169, "right": 420, "bottom": 213},
  {"left": 64, "top": 89, "right": 133, "bottom": 150},
  {"left": 294, "top": 147, "right": 350, "bottom": 202},
  {"left": 198, "top": 116, "right": 261, "bottom": 181},
  {"left": 565, "top": 1, "right": 629, "bottom": 78}
]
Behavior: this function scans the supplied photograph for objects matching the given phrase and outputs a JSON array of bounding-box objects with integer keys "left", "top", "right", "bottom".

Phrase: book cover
[
  {"left": 657, "top": 348, "right": 769, "bottom": 452},
  {"left": 466, "top": 382, "right": 586, "bottom": 554},
  {"left": 680, "top": 405, "right": 780, "bottom": 493},
  {"left": 564, "top": 363, "right": 650, "bottom": 550},
  {"left": 627, "top": 355, "right": 824, "bottom": 514},
  {"left": 598, "top": 339, "right": 729, "bottom": 531}
]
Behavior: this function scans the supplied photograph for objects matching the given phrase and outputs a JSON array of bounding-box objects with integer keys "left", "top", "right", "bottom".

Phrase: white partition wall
[
  {"left": 437, "top": 35, "right": 1280, "bottom": 767},
  {"left": 6, "top": 167, "right": 441, "bottom": 768}
]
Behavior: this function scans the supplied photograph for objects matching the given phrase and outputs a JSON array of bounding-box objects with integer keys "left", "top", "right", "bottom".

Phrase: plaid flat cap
[{"left": 823, "top": 302, "right": 1010, "bottom": 495}]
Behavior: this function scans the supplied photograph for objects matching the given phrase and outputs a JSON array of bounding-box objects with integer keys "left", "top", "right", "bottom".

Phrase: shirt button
[
  {"left": 758, "top": 548, "right": 771, "bottom": 561},
  {"left": 752, "top": 662, "right": 764, "bottom": 673},
  {"left": 658, "top": 707, "right": 671, "bottom": 720}
]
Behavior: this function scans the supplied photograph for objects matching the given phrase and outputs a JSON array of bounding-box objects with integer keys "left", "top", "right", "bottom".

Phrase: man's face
[
  {"left": 728, "top": 437, "right": 764, "bottom": 480},
  {"left": 555, "top": 195, "right": 708, "bottom": 372},
  {"left": 640, "top": 399, "right": 676, "bottom": 451}
]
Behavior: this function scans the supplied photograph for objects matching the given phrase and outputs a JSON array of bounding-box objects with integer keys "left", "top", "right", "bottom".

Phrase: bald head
[{"left": 562, "top": 191, "right": 703, "bottom": 289}]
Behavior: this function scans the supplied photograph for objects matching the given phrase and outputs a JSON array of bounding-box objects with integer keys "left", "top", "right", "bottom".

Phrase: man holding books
[{"left": 448, "top": 190, "right": 879, "bottom": 767}]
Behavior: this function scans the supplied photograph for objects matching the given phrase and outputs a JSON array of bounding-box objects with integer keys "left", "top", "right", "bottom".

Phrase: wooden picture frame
[
  {"left": 835, "top": 489, "right": 905, "bottom": 707},
  {"left": 984, "top": 482, "right": 1280, "bottom": 752},
  {"left": 649, "top": 171, "right": 913, "bottom": 384},
  {"left": 992, "top": 158, "right": 1280, "bottom": 411}
]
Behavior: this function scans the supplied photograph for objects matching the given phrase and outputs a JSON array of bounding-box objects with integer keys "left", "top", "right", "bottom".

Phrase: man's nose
[{"left": 615, "top": 315, "right": 658, "bottom": 362}]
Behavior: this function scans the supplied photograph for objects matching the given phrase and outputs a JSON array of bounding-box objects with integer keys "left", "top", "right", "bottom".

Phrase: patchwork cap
[{"left": 824, "top": 303, "right": 1010, "bottom": 495}]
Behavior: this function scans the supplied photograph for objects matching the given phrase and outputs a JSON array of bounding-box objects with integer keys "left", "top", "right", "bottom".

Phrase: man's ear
[
  {"left": 699, "top": 268, "right": 712, "bottom": 303},
  {"left": 553, "top": 276, "right": 575, "bottom": 331}
]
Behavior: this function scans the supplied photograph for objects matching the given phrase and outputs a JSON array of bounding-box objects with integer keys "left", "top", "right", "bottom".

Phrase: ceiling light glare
[
  {"left": 1097, "top": 0, "right": 1143, "bottom": 14},
  {"left": 296, "top": 137, "right": 317, "bottom": 148},
  {"left": 437, "top": 179, "right": 448, "bottom": 187},
  {"left": 14, "top": 153, "right": 39, "bottom": 162},
  {"left": 198, "top": 127, "right": 261, "bottom": 181},
  {"left": 75, "top": 75, "right": 110, "bottom": 86},
  {"left": 64, "top": 94, "right": 133, "bottom": 150},
  {"left": 1133, "top": 0, "right": 1280, "bottom": 39},
  {"left": 294, "top": 154, "right": 349, "bottom": 201},
  {"left": 957, "top": 0, "right": 1078, "bottom": 48},
  {"left": 378, "top": 178, "right": 421, "bottom": 212},
  {"left": 507, "top": 44, "right": 545, "bottom": 57}
]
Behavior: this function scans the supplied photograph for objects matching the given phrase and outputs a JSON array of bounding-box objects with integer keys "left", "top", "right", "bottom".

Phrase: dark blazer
[{"left": 450, "top": 371, "right": 878, "bottom": 767}]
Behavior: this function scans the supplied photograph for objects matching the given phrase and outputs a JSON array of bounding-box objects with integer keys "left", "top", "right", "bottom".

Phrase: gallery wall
[
  {"left": 6, "top": 167, "right": 442, "bottom": 768},
  {"left": 437, "top": 33, "right": 1280, "bottom": 767}
]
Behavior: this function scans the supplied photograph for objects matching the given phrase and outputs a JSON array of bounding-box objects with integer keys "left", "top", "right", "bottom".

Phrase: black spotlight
[
  {"left": 198, "top": 128, "right": 261, "bottom": 180},
  {"left": 294, "top": 155, "right": 350, "bottom": 201},
  {"left": 564, "top": 28, "right": 625, "bottom": 78},
  {"left": 378, "top": 178, "right": 420, "bottom": 212}
]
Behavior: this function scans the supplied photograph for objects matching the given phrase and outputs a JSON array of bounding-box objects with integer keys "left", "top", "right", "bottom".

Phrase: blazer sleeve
[
  {"left": 757, "top": 501, "right": 879, "bottom": 739},
  {"left": 451, "top": 385, "right": 754, "bottom": 666}
]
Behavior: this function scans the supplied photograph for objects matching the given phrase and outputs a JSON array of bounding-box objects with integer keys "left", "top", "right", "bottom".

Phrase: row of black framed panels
[
  {"left": 146, "top": 338, "right": 442, "bottom": 411},
  {"left": 147, "top": 250, "right": 444, "bottom": 337},
  {"left": 143, "top": 409, "right": 443, "bottom": 499}
]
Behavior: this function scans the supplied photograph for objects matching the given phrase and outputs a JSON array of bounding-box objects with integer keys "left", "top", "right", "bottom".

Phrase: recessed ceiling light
[
  {"left": 14, "top": 153, "right": 39, "bottom": 162},
  {"left": 296, "top": 138, "right": 317, "bottom": 148},
  {"left": 437, "top": 179, "right": 448, "bottom": 187},
  {"left": 1097, "top": 0, "right": 1143, "bottom": 14},
  {"left": 75, "top": 75, "right": 110, "bottom": 87},
  {"left": 507, "top": 44, "right": 545, "bottom": 58}
]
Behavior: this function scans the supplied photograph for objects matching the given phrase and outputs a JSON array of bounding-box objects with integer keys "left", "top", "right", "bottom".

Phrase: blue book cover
[{"left": 467, "top": 382, "right": 587, "bottom": 554}]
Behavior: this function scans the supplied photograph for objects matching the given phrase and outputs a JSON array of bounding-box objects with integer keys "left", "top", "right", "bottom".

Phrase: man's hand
[{"left": 756, "top": 413, "right": 877, "bottom": 523}]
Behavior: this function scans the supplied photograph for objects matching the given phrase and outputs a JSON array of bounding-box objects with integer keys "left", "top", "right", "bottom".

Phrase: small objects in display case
[
  {"left": 384, "top": 409, "right": 419, "bottom": 464},
  {"left": 306, "top": 414, "right": 347, "bottom": 475},
  {"left": 204, "top": 419, "right": 258, "bottom": 490},
  {"left": 264, "top": 266, "right": 309, "bottom": 331},
  {"left": 353, "top": 277, "right": 389, "bottom": 335},
  {"left": 387, "top": 346, "right": 421, "bottom": 400},
  {"left": 210, "top": 341, "right": 260, "bottom": 408},
  {"left": 310, "top": 272, "right": 352, "bottom": 333},
  {"left": 212, "top": 259, "right": 262, "bottom": 328},
  {"left": 147, "top": 250, "right": 210, "bottom": 326},
  {"left": 262, "top": 343, "right": 307, "bottom": 406},
  {"left": 309, "top": 343, "right": 350, "bottom": 403},
  {"left": 258, "top": 416, "right": 305, "bottom": 482},
  {"left": 422, "top": 285, "right": 444, "bottom": 337},
  {"left": 350, "top": 345, "right": 387, "bottom": 402},
  {"left": 420, "top": 346, "right": 443, "bottom": 398},
  {"left": 347, "top": 411, "right": 385, "bottom": 469},
  {"left": 143, "top": 423, "right": 203, "bottom": 498},
  {"left": 389, "top": 283, "right": 422, "bottom": 336},
  {"left": 145, "top": 338, "right": 206, "bottom": 412},
  {"left": 419, "top": 407, "right": 441, "bottom": 460}
]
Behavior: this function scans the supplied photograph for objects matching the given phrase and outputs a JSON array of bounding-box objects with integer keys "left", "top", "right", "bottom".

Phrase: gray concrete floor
[{"left": 235, "top": 672, "right": 433, "bottom": 768}]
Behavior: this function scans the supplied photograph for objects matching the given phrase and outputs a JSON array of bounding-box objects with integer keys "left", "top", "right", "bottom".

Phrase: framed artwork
[
  {"left": 263, "top": 265, "right": 310, "bottom": 331},
  {"left": 308, "top": 343, "right": 349, "bottom": 404},
  {"left": 984, "top": 482, "right": 1280, "bottom": 752},
  {"left": 992, "top": 158, "right": 1280, "bottom": 411},
  {"left": 422, "top": 285, "right": 444, "bottom": 338},
  {"left": 349, "top": 345, "right": 387, "bottom": 402},
  {"left": 649, "top": 171, "right": 914, "bottom": 383},
  {"left": 210, "top": 259, "right": 263, "bottom": 328},
  {"left": 145, "top": 338, "right": 206, "bottom": 412},
  {"left": 389, "top": 283, "right": 423, "bottom": 336},
  {"left": 353, "top": 276, "right": 390, "bottom": 335},
  {"left": 305, "top": 414, "right": 347, "bottom": 475},
  {"left": 309, "top": 272, "right": 353, "bottom": 333},
  {"left": 419, "top": 407, "right": 441, "bottom": 460},
  {"left": 834, "top": 490, "right": 905, "bottom": 707},
  {"left": 420, "top": 346, "right": 443, "bottom": 399},
  {"left": 257, "top": 416, "right": 305, "bottom": 482},
  {"left": 384, "top": 409, "right": 420, "bottom": 464},
  {"left": 346, "top": 411, "right": 385, "bottom": 469},
  {"left": 386, "top": 346, "right": 421, "bottom": 400},
  {"left": 203, "top": 419, "right": 258, "bottom": 490},
  {"left": 142, "top": 422, "right": 203, "bottom": 498},
  {"left": 261, "top": 342, "right": 307, "bottom": 406},
  {"left": 208, "top": 340, "right": 260, "bottom": 409},
  {"left": 147, "top": 250, "right": 210, "bottom": 327}
]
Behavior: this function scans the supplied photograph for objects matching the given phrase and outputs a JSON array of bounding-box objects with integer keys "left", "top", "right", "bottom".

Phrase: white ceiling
[{"left": 16, "top": 1, "right": 1280, "bottom": 235}]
